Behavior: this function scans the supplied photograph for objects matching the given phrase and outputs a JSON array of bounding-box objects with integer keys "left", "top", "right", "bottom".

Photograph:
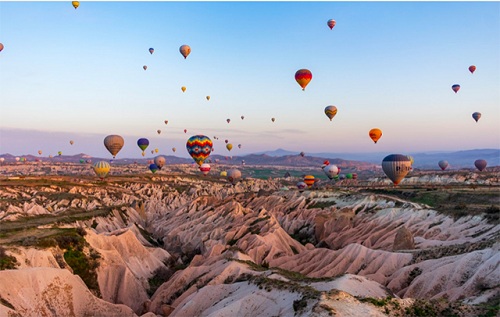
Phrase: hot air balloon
[
  {"left": 136, "top": 138, "right": 149, "bottom": 154},
  {"left": 323, "top": 165, "right": 339, "bottom": 180},
  {"left": 149, "top": 48, "right": 154, "bottom": 54},
  {"left": 104, "top": 135, "right": 124, "bottom": 158},
  {"left": 79, "top": 159, "right": 85, "bottom": 164},
  {"left": 474, "top": 159, "right": 487, "bottom": 172},
  {"left": 0, "top": 158, "right": 4, "bottom": 163},
  {"left": 271, "top": 118, "right": 276, "bottom": 122},
  {"left": 154, "top": 156, "right": 166, "bottom": 169},
  {"left": 226, "top": 143, "right": 233, "bottom": 151},
  {"left": 300, "top": 152, "right": 305, "bottom": 157},
  {"left": 303, "top": 175, "right": 315, "bottom": 188},
  {"left": 406, "top": 155, "right": 415, "bottom": 167},
  {"left": 151, "top": 150, "right": 154, "bottom": 154},
  {"left": 0, "top": 43, "right": 4, "bottom": 52},
  {"left": 164, "top": 120, "right": 168, "bottom": 125},
  {"left": 172, "top": 147, "right": 176, "bottom": 152},
  {"left": 241, "top": 116, "right": 245, "bottom": 120},
  {"left": 324, "top": 106, "right": 337, "bottom": 121},
  {"left": 438, "top": 160, "right": 449, "bottom": 171},
  {"left": 143, "top": 65, "right": 147, "bottom": 70},
  {"left": 225, "top": 139, "right": 229, "bottom": 144},
  {"left": 227, "top": 168, "right": 242, "bottom": 185},
  {"left": 179, "top": 45, "right": 191, "bottom": 59},
  {"left": 184, "top": 129, "right": 187, "bottom": 134},
  {"left": 220, "top": 171, "right": 227, "bottom": 177},
  {"left": 58, "top": 151, "right": 62, "bottom": 156},
  {"left": 157, "top": 129, "right": 161, "bottom": 134},
  {"left": 297, "top": 182, "right": 307, "bottom": 191},
  {"left": 469, "top": 65, "right": 476, "bottom": 74},
  {"left": 86, "top": 159, "right": 92, "bottom": 164},
  {"left": 295, "top": 69, "right": 312, "bottom": 91},
  {"left": 38, "top": 150, "right": 42, "bottom": 155},
  {"left": 226, "top": 118, "right": 231, "bottom": 124},
  {"left": 149, "top": 163, "right": 158, "bottom": 173},
  {"left": 206, "top": 96, "right": 210, "bottom": 101},
  {"left": 155, "top": 148, "right": 158, "bottom": 153},
  {"left": 93, "top": 161, "right": 111, "bottom": 179},
  {"left": 472, "top": 112, "right": 481, "bottom": 123},
  {"left": 70, "top": 140, "right": 74, "bottom": 145},
  {"left": 327, "top": 19, "right": 336, "bottom": 30},
  {"left": 15, "top": 157, "right": 20, "bottom": 162},
  {"left": 238, "top": 144, "right": 242, "bottom": 149},
  {"left": 382, "top": 154, "right": 412, "bottom": 185},
  {"left": 452, "top": 84, "right": 460, "bottom": 93},
  {"left": 181, "top": 86, "right": 186, "bottom": 92},
  {"left": 200, "top": 163, "right": 211, "bottom": 176},
  {"left": 369, "top": 128, "right": 383, "bottom": 144},
  {"left": 352, "top": 173, "right": 358, "bottom": 180},
  {"left": 72, "top": 1, "right": 79, "bottom": 9},
  {"left": 186, "top": 135, "right": 213, "bottom": 166},
  {"left": 346, "top": 173, "right": 353, "bottom": 179}
]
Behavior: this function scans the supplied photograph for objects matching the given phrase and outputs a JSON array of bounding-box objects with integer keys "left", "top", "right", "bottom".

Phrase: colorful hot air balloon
[
  {"left": 324, "top": 106, "right": 337, "bottom": 121},
  {"left": 469, "top": 65, "right": 476, "bottom": 74},
  {"left": 295, "top": 69, "right": 312, "bottom": 91},
  {"left": 226, "top": 118, "right": 231, "bottom": 124},
  {"left": 323, "top": 165, "right": 339, "bottom": 180},
  {"left": 382, "top": 154, "right": 412, "bottom": 185},
  {"left": 303, "top": 175, "right": 315, "bottom": 188},
  {"left": 472, "top": 112, "right": 481, "bottom": 123},
  {"left": 137, "top": 138, "right": 149, "bottom": 155},
  {"left": 369, "top": 128, "right": 383, "bottom": 144},
  {"left": 406, "top": 155, "right": 415, "bottom": 167},
  {"left": 226, "top": 143, "right": 233, "bottom": 151},
  {"left": 296, "top": 181, "right": 307, "bottom": 191},
  {"left": 149, "top": 163, "right": 158, "bottom": 173},
  {"left": 179, "top": 45, "right": 191, "bottom": 59},
  {"left": 70, "top": 140, "right": 74, "bottom": 145},
  {"left": 181, "top": 86, "right": 186, "bottom": 92},
  {"left": 154, "top": 156, "right": 166, "bottom": 169},
  {"left": 200, "top": 163, "right": 211, "bottom": 176},
  {"left": 143, "top": 65, "right": 147, "bottom": 70},
  {"left": 452, "top": 84, "right": 460, "bottom": 93},
  {"left": 327, "top": 19, "right": 336, "bottom": 30},
  {"left": 0, "top": 43, "right": 3, "bottom": 52},
  {"left": 149, "top": 48, "right": 154, "bottom": 54},
  {"left": 206, "top": 96, "right": 210, "bottom": 101},
  {"left": 58, "top": 151, "right": 62, "bottom": 156},
  {"left": 104, "top": 135, "right": 124, "bottom": 158},
  {"left": 227, "top": 168, "right": 242, "bottom": 185},
  {"left": 474, "top": 159, "right": 487, "bottom": 172},
  {"left": 438, "top": 160, "right": 449, "bottom": 171},
  {"left": 72, "top": 1, "right": 79, "bottom": 9},
  {"left": 186, "top": 135, "right": 213, "bottom": 166},
  {"left": 93, "top": 161, "right": 111, "bottom": 179},
  {"left": 157, "top": 129, "right": 161, "bottom": 134}
]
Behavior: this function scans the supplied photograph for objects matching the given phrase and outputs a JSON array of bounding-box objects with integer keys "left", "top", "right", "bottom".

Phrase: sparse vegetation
[
  {"left": 0, "top": 246, "right": 18, "bottom": 270},
  {"left": 147, "top": 266, "right": 172, "bottom": 297}
]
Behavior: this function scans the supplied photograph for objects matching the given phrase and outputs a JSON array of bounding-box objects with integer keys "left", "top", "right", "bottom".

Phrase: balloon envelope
[
  {"left": 143, "top": 65, "right": 147, "bottom": 70},
  {"left": 179, "top": 45, "right": 191, "bottom": 59},
  {"left": 472, "top": 112, "right": 481, "bottom": 122},
  {"left": 200, "top": 163, "right": 211, "bottom": 176},
  {"left": 369, "top": 128, "right": 383, "bottom": 144},
  {"left": 93, "top": 161, "right": 110, "bottom": 179},
  {"left": 149, "top": 48, "right": 154, "bottom": 54},
  {"left": 154, "top": 156, "right": 166, "bottom": 169},
  {"left": 323, "top": 165, "right": 339, "bottom": 179},
  {"left": 104, "top": 135, "right": 124, "bottom": 158},
  {"left": 149, "top": 163, "right": 158, "bottom": 173},
  {"left": 206, "top": 96, "right": 210, "bottom": 101},
  {"left": 382, "top": 154, "right": 412, "bottom": 185},
  {"left": 303, "top": 175, "right": 315, "bottom": 187},
  {"left": 227, "top": 168, "right": 242, "bottom": 185},
  {"left": 226, "top": 143, "right": 233, "bottom": 151},
  {"left": 137, "top": 138, "right": 149, "bottom": 152},
  {"left": 296, "top": 182, "right": 307, "bottom": 191},
  {"left": 186, "top": 135, "right": 213, "bottom": 166},
  {"left": 327, "top": 19, "right": 336, "bottom": 30},
  {"left": 72, "top": 1, "right": 79, "bottom": 9},
  {"left": 452, "top": 84, "right": 460, "bottom": 93},
  {"left": 469, "top": 65, "right": 476, "bottom": 74},
  {"left": 474, "top": 159, "right": 487, "bottom": 171},
  {"left": 0, "top": 43, "right": 4, "bottom": 52},
  {"left": 181, "top": 86, "right": 186, "bottom": 92},
  {"left": 438, "top": 160, "right": 449, "bottom": 171},
  {"left": 295, "top": 69, "right": 312, "bottom": 90},
  {"left": 324, "top": 106, "right": 337, "bottom": 121}
]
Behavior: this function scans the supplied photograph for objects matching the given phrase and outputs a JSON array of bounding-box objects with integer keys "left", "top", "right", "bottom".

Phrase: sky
[{"left": 1, "top": 1, "right": 499, "bottom": 159}]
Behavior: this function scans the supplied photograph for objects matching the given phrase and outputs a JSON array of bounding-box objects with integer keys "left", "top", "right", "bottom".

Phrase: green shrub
[{"left": 0, "top": 246, "right": 18, "bottom": 270}]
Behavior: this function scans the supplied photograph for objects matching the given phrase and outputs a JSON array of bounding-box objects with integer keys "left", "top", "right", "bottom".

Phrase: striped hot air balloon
[
  {"left": 324, "top": 106, "right": 338, "bottom": 121},
  {"left": 200, "top": 163, "right": 211, "bottom": 176},
  {"left": 93, "top": 161, "right": 111, "bottom": 179},
  {"left": 186, "top": 135, "right": 213, "bottom": 166},
  {"left": 303, "top": 175, "right": 315, "bottom": 187},
  {"left": 382, "top": 154, "right": 412, "bottom": 185},
  {"left": 295, "top": 69, "right": 312, "bottom": 91}
]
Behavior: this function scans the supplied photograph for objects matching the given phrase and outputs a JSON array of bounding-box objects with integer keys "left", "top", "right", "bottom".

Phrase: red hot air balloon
[
  {"left": 327, "top": 19, "right": 336, "bottom": 30},
  {"left": 295, "top": 69, "right": 312, "bottom": 91},
  {"left": 469, "top": 65, "right": 476, "bottom": 74},
  {"left": 452, "top": 84, "right": 460, "bottom": 93}
]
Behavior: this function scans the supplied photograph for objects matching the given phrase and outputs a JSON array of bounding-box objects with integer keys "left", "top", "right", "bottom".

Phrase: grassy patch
[
  {"left": 306, "top": 200, "right": 337, "bottom": 210},
  {"left": 0, "top": 246, "right": 18, "bottom": 270}
]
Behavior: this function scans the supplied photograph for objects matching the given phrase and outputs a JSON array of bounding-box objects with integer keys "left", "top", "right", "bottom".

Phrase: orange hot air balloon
[
  {"left": 303, "top": 175, "right": 315, "bottom": 188},
  {"left": 369, "top": 128, "right": 382, "bottom": 144},
  {"left": 179, "top": 45, "right": 191, "bottom": 59},
  {"left": 469, "top": 65, "right": 476, "bottom": 74},
  {"left": 181, "top": 86, "right": 186, "bottom": 92},
  {"left": 327, "top": 19, "right": 336, "bottom": 30},
  {"left": 72, "top": 1, "right": 79, "bottom": 9},
  {"left": 295, "top": 69, "right": 312, "bottom": 91},
  {"left": 0, "top": 43, "right": 4, "bottom": 52}
]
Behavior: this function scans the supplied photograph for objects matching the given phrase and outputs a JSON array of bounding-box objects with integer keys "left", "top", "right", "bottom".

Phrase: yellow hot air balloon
[
  {"left": 324, "top": 106, "right": 337, "bottom": 121},
  {"left": 226, "top": 143, "right": 233, "bottom": 151},
  {"left": 181, "top": 86, "right": 186, "bottom": 92},
  {"left": 155, "top": 148, "right": 159, "bottom": 153},
  {"left": 72, "top": 1, "right": 79, "bottom": 9},
  {"left": 369, "top": 128, "right": 382, "bottom": 144},
  {"left": 93, "top": 161, "right": 111, "bottom": 179},
  {"left": 206, "top": 96, "right": 210, "bottom": 101}
]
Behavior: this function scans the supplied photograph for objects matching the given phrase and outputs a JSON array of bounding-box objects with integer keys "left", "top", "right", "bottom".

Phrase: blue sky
[{"left": 1, "top": 1, "right": 499, "bottom": 159}]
